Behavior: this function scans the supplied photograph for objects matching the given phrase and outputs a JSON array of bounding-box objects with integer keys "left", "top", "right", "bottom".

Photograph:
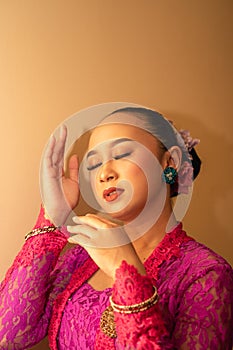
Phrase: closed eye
[
  {"left": 113, "top": 152, "right": 131, "bottom": 160},
  {"left": 86, "top": 162, "right": 102, "bottom": 171}
]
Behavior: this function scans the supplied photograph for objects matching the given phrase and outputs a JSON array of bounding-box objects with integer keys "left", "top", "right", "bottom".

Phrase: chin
[{"left": 104, "top": 204, "right": 145, "bottom": 224}]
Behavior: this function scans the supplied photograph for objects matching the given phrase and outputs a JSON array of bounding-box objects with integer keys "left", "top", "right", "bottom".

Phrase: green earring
[{"left": 162, "top": 167, "right": 177, "bottom": 185}]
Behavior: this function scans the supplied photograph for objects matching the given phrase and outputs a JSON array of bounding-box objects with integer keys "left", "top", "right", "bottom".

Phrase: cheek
[
  {"left": 130, "top": 160, "right": 164, "bottom": 200},
  {"left": 126, "top": 162, "right": 143, "bottom": 176},
  {"left": 124, "top": 164, "right": 148, "bottom": 192},
  {"left": 132, "top": 149, "right": 163, "bottom": 182},
  {"left": 89, "top": 172, "right": 99, "bottom": 195}
]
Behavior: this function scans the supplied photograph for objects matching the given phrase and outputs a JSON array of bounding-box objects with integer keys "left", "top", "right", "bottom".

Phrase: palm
[
  {"left": 41, "top": 125, "right": 80, "bottom": 224},
  {"left": 62, "top": 155, "right": 80, "bottom": 210}
]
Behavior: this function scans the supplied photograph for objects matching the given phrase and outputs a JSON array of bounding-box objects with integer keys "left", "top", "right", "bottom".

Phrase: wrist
[
  {"left": 33, "top": 204, "right": 55, "bottom": 228},
  {"left": 111, "top": 249, "right": 146, "bottom": 280},
  {"left": 113, "top": 260, "right": 154, "bottom": 305},
  {"left": 43, "top": 204, "right": 71, "bottom": 226}
]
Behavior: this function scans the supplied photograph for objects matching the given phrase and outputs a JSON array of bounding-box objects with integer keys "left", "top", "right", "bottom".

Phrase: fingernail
[{"left": 72, "top": 216, "right": 82, "bottom": 223}]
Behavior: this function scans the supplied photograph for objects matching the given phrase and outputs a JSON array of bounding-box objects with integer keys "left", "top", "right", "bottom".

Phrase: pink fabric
[
  {"left": 58, "top": 283, "right": 111, "bottom": 349},
  {"left": 0, "top": 206, "right": 68, "bottom": 349},
  {"left": 0, "top": 208, "right": 232, "bottom": 349},
  {"left": 48, "top": 257, "right": 98, "bottom": 349}
]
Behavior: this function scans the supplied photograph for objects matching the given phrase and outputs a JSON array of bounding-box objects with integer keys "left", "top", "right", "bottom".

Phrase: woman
[{"left": 0, "top": 106, "right": 232, "bottom": 349}]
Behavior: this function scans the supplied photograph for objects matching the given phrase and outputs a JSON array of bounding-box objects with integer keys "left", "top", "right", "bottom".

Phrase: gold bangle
[
  {"left": 109, "top": 286, "right": 158, "bottom": 314},
  {"left": 100, "top": 286, "right": 159, "bottom": 338},
  {"left": 25, "top": 226, "right": 58, "bottom": 241}
]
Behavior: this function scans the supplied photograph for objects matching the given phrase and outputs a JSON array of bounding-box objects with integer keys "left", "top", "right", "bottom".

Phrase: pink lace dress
[{"left": 0, "top": 207, "right": 232, "bottom": 349}]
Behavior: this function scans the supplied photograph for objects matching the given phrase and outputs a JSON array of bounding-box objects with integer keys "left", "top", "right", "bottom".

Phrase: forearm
[
  {"left": 0, "top": 206, "right": 68, "bottom": 349},
  {"left": 111, "top": 261, "right": 172, "bottom": 350}
]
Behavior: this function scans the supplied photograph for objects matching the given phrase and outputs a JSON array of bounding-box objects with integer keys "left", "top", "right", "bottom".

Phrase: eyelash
[
  {"left": 113, "top": 152, "right": 131, "bottom": 160},
  {"left": 87, "top": 152, "right": 132, "bottom": 171},
  {"left": 86, "top": 162, "right": 102, "bottom": 171}
]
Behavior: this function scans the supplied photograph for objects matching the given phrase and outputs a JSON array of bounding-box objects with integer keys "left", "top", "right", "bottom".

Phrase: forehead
[{"left": 88, "top": 122, "right": 160, "bottom": 153}]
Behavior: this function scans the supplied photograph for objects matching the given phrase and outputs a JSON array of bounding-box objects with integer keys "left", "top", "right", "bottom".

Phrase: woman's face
[{"left": 85, "top": 117, "right": 167, "bottom": 223}]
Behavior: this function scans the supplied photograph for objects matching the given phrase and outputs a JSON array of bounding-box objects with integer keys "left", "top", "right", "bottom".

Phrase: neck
[{"left": 132, "top": 200, "right": 178, "bottom": 262}]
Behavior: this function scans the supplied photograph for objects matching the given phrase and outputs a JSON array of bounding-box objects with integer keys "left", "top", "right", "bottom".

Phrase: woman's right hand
[{"left": 41, "top": 125, "right": 79, "bottom": 226}]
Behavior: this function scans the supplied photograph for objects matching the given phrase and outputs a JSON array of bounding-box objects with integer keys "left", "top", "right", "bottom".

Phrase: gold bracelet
[
  {"left": 109, "top": 286, "right": 158, "bottom": 314},
  {"left": 25, "top": 226, "right": 58, "bottom": 241},
  {"left": 100, "top": 286, "right": 159, "bottom": 338}
]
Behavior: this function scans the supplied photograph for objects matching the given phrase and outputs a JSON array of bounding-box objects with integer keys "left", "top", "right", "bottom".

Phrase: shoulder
[
  {"left": 158, "top": 237, "right": 233, "bottom": 296},
  {"left": 156, "top": 238, "right": 233, "bottom": 327},
  {"left": 170, "top": 239, "right": 233, "bottom": 297},
  {"left": 179, "top": 239, "right": 232, "bottom": 277}
]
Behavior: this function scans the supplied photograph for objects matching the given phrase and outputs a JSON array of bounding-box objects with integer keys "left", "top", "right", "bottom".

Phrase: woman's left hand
[{"left": 67, "top": 214, "right": 146, "bottom": 279}]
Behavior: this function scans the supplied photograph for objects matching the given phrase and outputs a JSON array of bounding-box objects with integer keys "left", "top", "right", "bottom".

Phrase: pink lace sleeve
[
  {"left": 172, "top": 264, "right": 233, "bottom": 349},
  {"left": 0, "top": 206, "right": 69, "bottom": 349},
  {"left": 112, "top": 261, "right": 172, "bottom": 350},
  {"left": 111, "top": 259, "right": 233, "bottom": 350}
]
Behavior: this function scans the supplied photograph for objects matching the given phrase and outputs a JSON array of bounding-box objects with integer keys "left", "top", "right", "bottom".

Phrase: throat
[
  {"left": 133, "top": 219, "right": 175, "bottom": 263},
  {"left": 87, "top": 270, "right": 114, "bottom": 291}
]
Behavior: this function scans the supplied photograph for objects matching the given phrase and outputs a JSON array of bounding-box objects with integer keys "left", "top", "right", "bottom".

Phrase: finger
[
  {"left": 73, "top": 215, "right": 117, "bottom": 229},
  {"left": 86, "top": 213, "right": 124, "bottom": 226},
  {"left": 67, "top": 221, "right": 100, "bottom": 248},
  {"left": 67, "top": 224, "right": 97, "bottom": 239},
  {"left": 59, "top": 124, "right": 67, "bottom": 142},
  {"left": 43, "top": 135, "right": 56, "bottom": 168},
  {"left": 68, "top": 154, "right": 79, "bottom": 182},
  {"left": 68, "top": 234, "right": 92, "bottom": 247},
  {"left": 51, "top": 125, "right": 67, "bottom": 167},
  {"left": 68, "top": 223, "right": 130, "bottom": 248}
]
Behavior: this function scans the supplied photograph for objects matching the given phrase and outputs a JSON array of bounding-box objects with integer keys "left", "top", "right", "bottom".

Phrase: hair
[{"left": 108, "top": 106, "right": 202, "bottom": 196}]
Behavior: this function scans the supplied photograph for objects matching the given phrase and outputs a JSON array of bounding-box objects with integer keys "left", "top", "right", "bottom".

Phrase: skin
[
  {"left": 41, "top": 113, "right": 182, "bottom": 290},
  {"left": 87, "top": 125, "right": 166, "bottom": 223}
]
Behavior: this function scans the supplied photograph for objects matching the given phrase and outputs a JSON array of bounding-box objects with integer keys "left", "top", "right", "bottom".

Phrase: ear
[{"left": 162, "top": 146, "right": 182, "bottom": 172}]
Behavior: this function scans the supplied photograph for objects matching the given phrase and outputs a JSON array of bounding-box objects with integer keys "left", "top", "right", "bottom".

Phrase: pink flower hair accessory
[
  {"left": 178, "top": 129, "right": 200, "bottom": 193},
  {"left": 179, "top": 129, "right": 200, "bottom": 152},
  {"left": 177, "top": 161, "right": 194, "bottom": 194},
  {"left": 168, "top": 121, "right": 201, "bottom": 196}
]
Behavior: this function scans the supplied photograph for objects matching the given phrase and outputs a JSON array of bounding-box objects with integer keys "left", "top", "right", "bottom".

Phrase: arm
[
  {"left": 67, "top": 215, "right": 233, "bottom": 349},
  {"left": 173, "top": 266, "right": 233, "bottom": 349},
  {"left": 67, "top": 216, "right": 171, "bottom": 349},
  {"left": 0, "top": 124, "right": 80, "bottom": 349},
  {"left": 111, "top": 261, "right": 233, "bottom": 350},
  {"left": 111, "top": 261, "right": 173, "bottom": 350},
  {"left": 0, "top": 206, "right": 68, "bottom": 349}
]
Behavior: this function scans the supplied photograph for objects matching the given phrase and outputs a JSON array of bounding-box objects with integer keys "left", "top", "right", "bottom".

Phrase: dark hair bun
[{"left": 190, "top": 148, "right": 202, "bottom": 179}]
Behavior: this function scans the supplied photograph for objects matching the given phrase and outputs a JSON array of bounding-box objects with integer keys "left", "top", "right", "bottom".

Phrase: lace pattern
[
  {"left": 48, "top": 257, "right": 98, "bottom": 350},
  {"left": 0, "top": 214, "right": 232, "bottom": 350},
  {"left": 58, "top": 283, "right": 111, "bottom": 349},
  {"left": 0, "top": 206, "right": 69, "bottom": 349},
  {"left": 95, "top": 225, "right": 233, "bottom": 349}
]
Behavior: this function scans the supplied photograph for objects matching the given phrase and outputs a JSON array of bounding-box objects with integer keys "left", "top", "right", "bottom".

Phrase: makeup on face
[
  {"left": 84, "top": 138, "right": 136, "bottom": 208},
  {"left": 82, "top": 135, "right": 162, "bottom": 214},
  {"left": 103, "top": 187, "right": 124, "bottom": 202},
  {"left": 86, "top": 138, "right": 135, "bottom": 173},
  {"left": 77, "top": 120, "right": 168, "bottom": 225}
]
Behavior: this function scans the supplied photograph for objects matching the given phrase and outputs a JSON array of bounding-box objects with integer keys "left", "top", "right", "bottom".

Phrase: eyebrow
[{"left": 86, "top": 138, "right": 133, "bottom": 158}]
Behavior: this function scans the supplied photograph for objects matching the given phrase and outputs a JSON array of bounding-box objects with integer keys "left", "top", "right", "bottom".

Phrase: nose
[{"left": 98, "top": 161, "right": 118, "bottom": 183}]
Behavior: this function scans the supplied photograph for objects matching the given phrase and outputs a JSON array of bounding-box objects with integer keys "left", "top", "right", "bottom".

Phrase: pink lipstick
[{"left": 103, "top": 187, "right": 124, "bottom": 202}]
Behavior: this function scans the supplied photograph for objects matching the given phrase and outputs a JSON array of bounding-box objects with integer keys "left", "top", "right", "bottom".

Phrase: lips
[{"left": 103, "top": 187, "right": 124, "bottom": 202}]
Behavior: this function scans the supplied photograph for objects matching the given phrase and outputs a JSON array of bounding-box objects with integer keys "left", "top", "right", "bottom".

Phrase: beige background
[{"left": 0, "top": 1, "right": 232, "bottom": 349}]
